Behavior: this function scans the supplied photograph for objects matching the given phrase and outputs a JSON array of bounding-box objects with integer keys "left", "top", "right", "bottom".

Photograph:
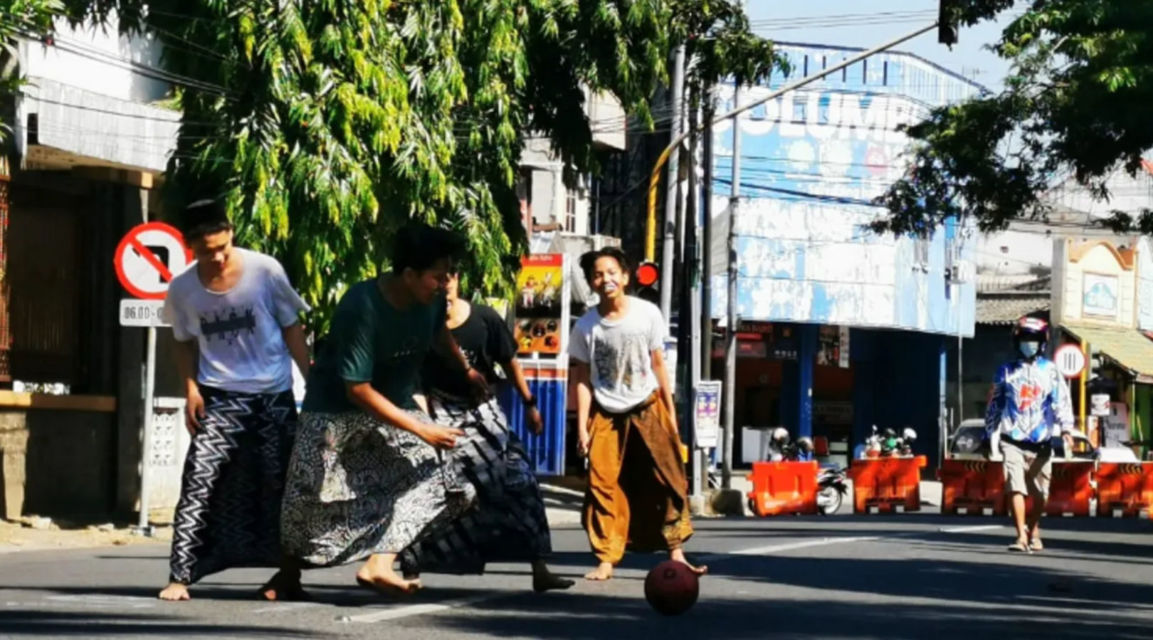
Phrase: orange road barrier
[
  {"left": 939, "top": 459, "right": 1007, "bottom": 516},
  {"left": 1096, "top": 462, "right": 1153, "bottom": 517},
  {"left": 848, "top": 456, "right": 927, "bottom": 514},
  {"left": 746, "top": 461, "right": 819, "bottom": 516}
]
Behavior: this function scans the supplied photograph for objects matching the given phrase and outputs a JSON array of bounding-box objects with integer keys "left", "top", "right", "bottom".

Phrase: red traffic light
[{"left": 636, "top": 261, "right": 660, "bottom": 288}]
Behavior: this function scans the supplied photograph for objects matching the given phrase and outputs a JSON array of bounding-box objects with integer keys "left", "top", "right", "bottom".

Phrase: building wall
[
  {"left": 706, "top": 44, "right": 983, "bottom": 336},
  {"left": 1053, "top": 239, "right": 1137, "bottom": 328}
]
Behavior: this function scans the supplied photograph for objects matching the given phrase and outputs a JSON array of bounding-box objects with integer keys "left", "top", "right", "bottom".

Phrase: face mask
[{"left": 1018, "top": 341, "right": 1041, "bottom": 359}]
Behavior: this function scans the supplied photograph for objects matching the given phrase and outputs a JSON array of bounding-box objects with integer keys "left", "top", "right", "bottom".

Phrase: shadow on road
[{"left": 0, "top": 609, "right": 324, "bottom": 637}]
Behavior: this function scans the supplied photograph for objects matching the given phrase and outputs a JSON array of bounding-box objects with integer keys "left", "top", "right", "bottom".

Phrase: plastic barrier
[
  {"left": 746, "top": 461, "right": 819, "bottom": 516},
  {"left": 1096, "top": 462, "right": 1153, "bottom": 517},
  {"left": 938, "top": 459, "right": 1006, "bottom": 516},
  {"left": 848, "top": 456, "right": 927, "bottom": 514},
  {"left": 1041, "top": 461, "right": 1095, "bottom": 517}
]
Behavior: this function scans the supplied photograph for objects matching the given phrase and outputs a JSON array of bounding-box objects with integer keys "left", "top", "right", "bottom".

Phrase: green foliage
[
  {"left": 0, "top": 0, "right": 62, "bottom": 139},
  {"left": 56, "top": 0, "right": 676, "bottom": 332},
  {"left": 874, "top": 0, "right": 1153, "bottom": 236}
]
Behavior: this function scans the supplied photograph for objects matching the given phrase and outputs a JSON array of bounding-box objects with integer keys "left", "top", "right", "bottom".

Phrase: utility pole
[
  {"left": 721, "top": 82, "right": 740, "bottom": 490},
  {"left": 701, "top": 85, "right": 716, "bottom": 381},
  {"left": 660, "top": 45, "right": 686, "bottom": 320},
  {"left": 684, "top": 83, "right": 703, "bottom": 498}
]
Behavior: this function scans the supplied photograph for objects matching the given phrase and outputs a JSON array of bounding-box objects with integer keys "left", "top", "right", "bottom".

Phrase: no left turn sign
[{"left": 114, "top": 222, "right": 193, "bottom": 300}]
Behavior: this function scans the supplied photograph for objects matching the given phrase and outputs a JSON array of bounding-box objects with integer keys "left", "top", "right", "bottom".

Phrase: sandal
[
  {"left": 1029, "top": 538, "right": 1044, "bottom": 552},
  {"left": 1007, "top": 539, "right": 1030, "bottom": 553}
]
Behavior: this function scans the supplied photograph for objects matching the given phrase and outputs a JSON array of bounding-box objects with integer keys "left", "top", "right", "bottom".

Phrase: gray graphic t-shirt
[
  {"left": 569, "top": 296, "right": 667, "bottom": 413},
  {"left": 163, "top": 248, "right": 310, "bottom": 394}
]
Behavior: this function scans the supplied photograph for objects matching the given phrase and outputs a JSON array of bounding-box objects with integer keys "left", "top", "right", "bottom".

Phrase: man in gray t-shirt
[{"left": 158, "top": 199, "right": 310, "bottom": 603}]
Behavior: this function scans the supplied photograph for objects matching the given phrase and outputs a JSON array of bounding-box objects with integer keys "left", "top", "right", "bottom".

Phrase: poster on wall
[
  {"left": 514, "top": 254, "right": 565, "bottom": 355},
  {"left": 817, "top": 326, "right": 841, "bottom": 367},
  {"left": 1083, "top": 273, "right": 1120, "bottom": 318}
]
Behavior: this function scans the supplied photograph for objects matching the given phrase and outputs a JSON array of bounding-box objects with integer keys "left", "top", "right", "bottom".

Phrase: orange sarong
[{"left": 583, "top": 392, "right": 693, "bottom": 565}]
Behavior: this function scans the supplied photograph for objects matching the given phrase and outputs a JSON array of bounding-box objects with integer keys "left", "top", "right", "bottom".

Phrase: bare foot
[
  {"left": 158, "top": 582, "right": 190, "bottom": 601},
  {"left": 355, "top": 569, "right": 421, "bottom": 596},
  {"left": 670, "top": 549, "right": 708, "bottom": 576},
  {"left": 584, "top": 562, "right": 614, "bottom": 581},
  {"left": 259, "top": 569, "right": 309, "bottom": 601},
  {"left": 532, "top": 562, "right": 575, "bottom": 593}
]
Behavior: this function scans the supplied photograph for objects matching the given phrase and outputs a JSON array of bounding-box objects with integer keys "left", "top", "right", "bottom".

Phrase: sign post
[{"left": 114, "top": 222, "right": 192, "bottom": 536}]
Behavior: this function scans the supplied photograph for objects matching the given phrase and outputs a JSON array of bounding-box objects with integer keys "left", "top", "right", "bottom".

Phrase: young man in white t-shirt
[
  {"left": 569, "top": 247, "right": 706, "bottom": 582},
  {"left": 158, "top": 199, "right": 311, "bottom": 602}
]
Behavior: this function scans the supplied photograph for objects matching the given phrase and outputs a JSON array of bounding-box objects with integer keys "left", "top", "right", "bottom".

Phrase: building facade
[{"left": 707, "top": 43, "right": 985, "bottom": 469}]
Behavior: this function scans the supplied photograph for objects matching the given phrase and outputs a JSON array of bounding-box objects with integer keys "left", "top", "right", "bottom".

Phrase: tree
[
  {"left": 53, "top": 0, "right": 676, "bottom": 330},
  {"left": 873, "top": 0, "right": 1153, "bottom": 236},
  {"left": 0, "top": 0, "right": 61, "bottom": 140}
]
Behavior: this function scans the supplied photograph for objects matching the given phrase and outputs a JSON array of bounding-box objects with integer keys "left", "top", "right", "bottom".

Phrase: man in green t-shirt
[{"left": 281, "top": 223, "right": 486, "bottom": 595}]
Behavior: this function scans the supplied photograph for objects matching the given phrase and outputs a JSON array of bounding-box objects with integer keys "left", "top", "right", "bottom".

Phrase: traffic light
[
  {"left": 938, "top": 0, "right": 959, "bottom": 47},
  {"left": 635, "top": 261, "right": 660, "bottom": 304}
]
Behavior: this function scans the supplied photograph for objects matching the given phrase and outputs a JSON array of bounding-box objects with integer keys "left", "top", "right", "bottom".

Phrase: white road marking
[
  {"left": 43, "top": 594, "right": 156, "bottom": 610},
  {"left": 344, "top": 593, "right": 502, "bottom": 623},
  {"left": 251, "top": 601, "right": 322, "bottom": 614},
  {"left": 939, "top": 524, "right": 1002, "bottom": 534}
]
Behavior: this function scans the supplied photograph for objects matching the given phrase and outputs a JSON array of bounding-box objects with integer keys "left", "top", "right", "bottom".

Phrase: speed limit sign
[{"left": 1054, "top": 344, "right": 1086, "bottom": 379}]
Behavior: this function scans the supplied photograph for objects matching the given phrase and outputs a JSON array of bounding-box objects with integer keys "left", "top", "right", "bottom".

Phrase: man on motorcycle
[{"left": 985, "top": 317, "right": 1075, "bottom": 553}]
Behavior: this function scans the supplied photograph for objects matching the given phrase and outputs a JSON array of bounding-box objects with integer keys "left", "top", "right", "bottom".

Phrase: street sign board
[
  {"left": 694, "top": 380, "right": 722, "bottom": 449},
  {"left": 1055, "top": 344, "right": 1087, "bottom": 379},
  {"left": 114, "top": 222, "right": 193, "bottom": 300},
  {"left": 119, "top": 299, "right": 169, "bottom": 328}
]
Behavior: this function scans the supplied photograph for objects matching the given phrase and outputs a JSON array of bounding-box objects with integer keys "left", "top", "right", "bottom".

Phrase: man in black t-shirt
[{"left": 401, "top": 271, "right": 573, "bottom": 593}]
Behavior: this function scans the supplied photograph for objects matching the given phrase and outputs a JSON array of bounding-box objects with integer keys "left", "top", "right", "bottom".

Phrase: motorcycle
[
  {"left": 777, "top": 432, "right": 846, "bottom": 515},
  {"left": 816, "top": 464, "right": 847, "bottom": 515}
]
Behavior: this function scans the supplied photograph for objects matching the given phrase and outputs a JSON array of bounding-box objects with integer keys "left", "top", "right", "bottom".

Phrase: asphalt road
[{"left": 2, "top": 515, "right": 1152, "bottom": 639}]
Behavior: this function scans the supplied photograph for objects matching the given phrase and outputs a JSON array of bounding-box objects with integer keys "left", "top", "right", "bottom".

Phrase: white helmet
[
  {"left": 771, "top": 427, "right": 790, "bottom": 443},
  {"left": 902, "top": 427, "right": 917, "bottom": 442},
  {"left": 796, "top": 436, "right": 814, "bottom": 453}
]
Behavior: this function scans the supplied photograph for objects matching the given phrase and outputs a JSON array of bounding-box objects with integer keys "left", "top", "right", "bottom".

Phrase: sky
[{"left": 744, "top": 0, "right": 1024, "bottom": 92}]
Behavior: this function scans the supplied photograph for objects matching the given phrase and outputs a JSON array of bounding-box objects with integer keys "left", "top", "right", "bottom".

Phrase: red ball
[{"left": 644, "top": 560, "right": 700, "bottom": 616}]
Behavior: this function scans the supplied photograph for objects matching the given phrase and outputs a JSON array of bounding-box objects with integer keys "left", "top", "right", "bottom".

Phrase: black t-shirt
[{"left": 425, "top": 303, "right": 517, "bottom": 397}]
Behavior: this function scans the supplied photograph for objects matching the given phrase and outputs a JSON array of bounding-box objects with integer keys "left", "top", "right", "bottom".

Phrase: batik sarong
[
  {"left": 168, "top": 386, "right": 298, "bottom": 584},
  {"left": 584, "top": 392, "right": 693, "bottom": 565},
  {"left": 400, "top": 392, "right": 553, "bottom": 575},
  {"left": 279, "top": 408, "right": 476, "bottom": 567}
]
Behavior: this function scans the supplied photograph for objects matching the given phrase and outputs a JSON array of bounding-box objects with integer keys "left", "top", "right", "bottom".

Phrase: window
[{"left": 564, "top": 188, "right": 578, "bottom": 233}]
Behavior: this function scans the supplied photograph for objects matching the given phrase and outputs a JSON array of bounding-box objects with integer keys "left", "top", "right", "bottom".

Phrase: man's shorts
[{"left": 1001, "top": 439, "right": 1052, "bottom": 498}]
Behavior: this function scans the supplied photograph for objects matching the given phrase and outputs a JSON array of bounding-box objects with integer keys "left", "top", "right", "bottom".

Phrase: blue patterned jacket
[{"left": 984, "top": 357, "right": 1075, "bottom": 444}]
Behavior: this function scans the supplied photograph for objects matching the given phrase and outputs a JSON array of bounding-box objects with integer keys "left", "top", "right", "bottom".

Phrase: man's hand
[
  {"left": 416, "top": 423, "right": 465, "bottom": 450},
  {"left": 185, "top": 386, "right": 205, "bottom": 435},
  {"left": 525, "top": 405, "right": 544, "bottom": 435},
  {"left": 578, "top": 426, "right": 591, "bottom": 457},
  {"left": 1063, "top": 432, "right": 1075, "bottom": 456},
  {"left": 465, "top": 367, "right": 490, "bottom": 401}
]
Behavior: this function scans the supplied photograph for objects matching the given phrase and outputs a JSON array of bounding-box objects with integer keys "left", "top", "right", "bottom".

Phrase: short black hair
[
  {"left": 392, "top": 222, "right": 466, "bottom": 273},
  {"left": 180, "top": 199, "right": 233, "bottom": 241},
  {"left": 579, "top": 247, "right": 632, "bottom": 285}
]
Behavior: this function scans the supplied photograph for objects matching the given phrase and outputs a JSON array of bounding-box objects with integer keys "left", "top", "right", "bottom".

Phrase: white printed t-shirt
[
  {"left": 163, "top": 248, "right": 310, "bottom": 395},
  {"left": 569, "top": 296, "right": 667, "bottom": 413}
]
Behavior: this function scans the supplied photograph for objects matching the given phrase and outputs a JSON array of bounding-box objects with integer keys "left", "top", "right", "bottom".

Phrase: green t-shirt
[{"left": 303, "top": 279, "right": 446, "bottom": 413}]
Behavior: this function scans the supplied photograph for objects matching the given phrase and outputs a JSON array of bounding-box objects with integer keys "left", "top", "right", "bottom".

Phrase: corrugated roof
[
  {"left": 1062, "top": 324, "right": 1153, "bottom": 384},
  {"left": 976, "top": 294, "right": 1050, "bottom": 325}
]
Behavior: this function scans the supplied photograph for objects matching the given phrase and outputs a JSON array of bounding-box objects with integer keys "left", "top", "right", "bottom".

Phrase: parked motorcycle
[{"left": 816, "top": 464, "right": 848, "bottom": 515}]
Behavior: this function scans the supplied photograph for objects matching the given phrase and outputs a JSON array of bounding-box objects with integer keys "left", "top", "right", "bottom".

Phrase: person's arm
[
  {"left": 504, "top": 357, "right": 543, "bottom": 434},
  {"left": 174, "top": 338, "right": 204, "bottom": 435},
  {"left": 282, "top": 323, "right": 311, "bottom": 381},
  {"left": 345, "top": 381, "right": 461, "bottom": 448},
  {"left": 985, "top": 367, "right": 1005, "bottom": 460},
  {"left": 436, "top": 322, "right": 489, "bottom": 397},
  {"left": 572, "top": 360, "right": 593, "bottom": 456},
  {"left": 651, "top": 347, "right": 679, "bottom": 437},
  {"left": 647, "top": 304, "right": 678, "bottom": 437}
]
